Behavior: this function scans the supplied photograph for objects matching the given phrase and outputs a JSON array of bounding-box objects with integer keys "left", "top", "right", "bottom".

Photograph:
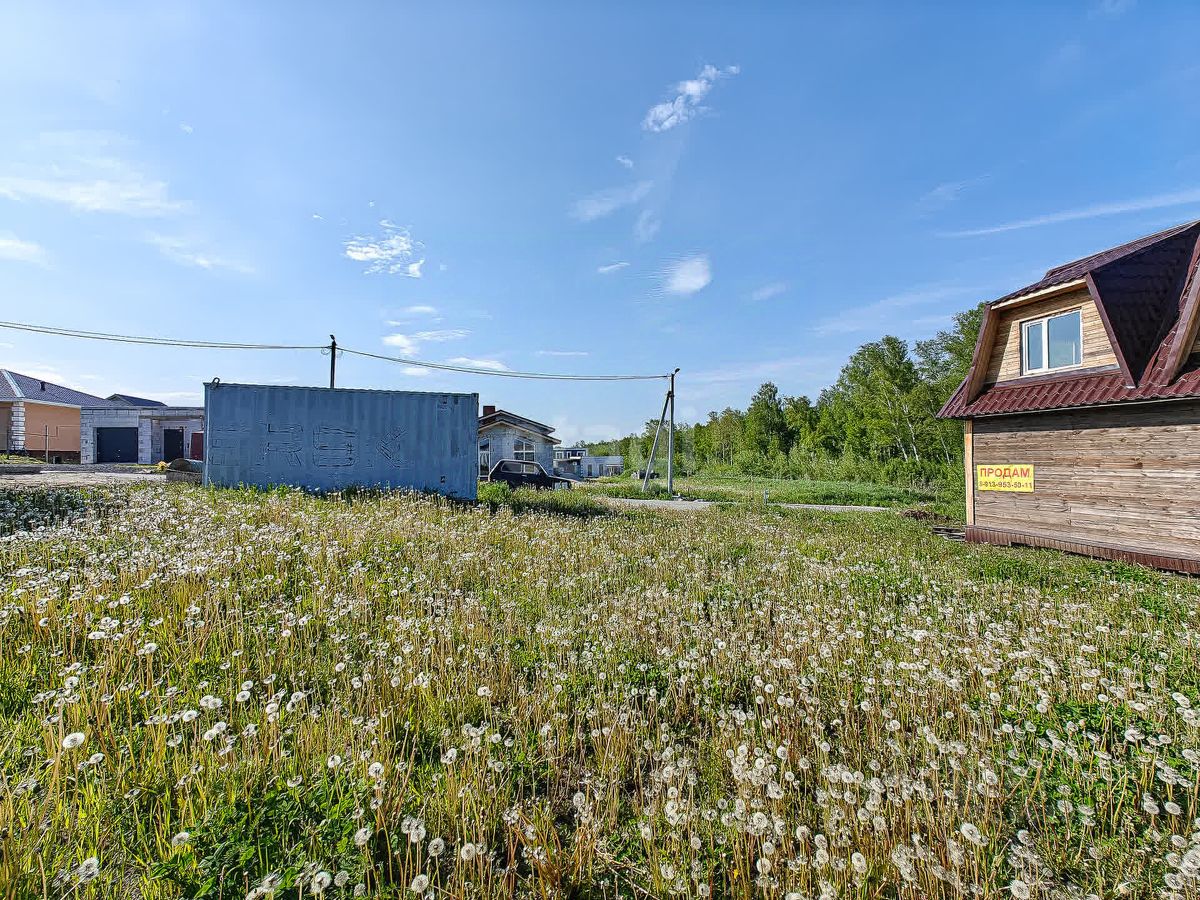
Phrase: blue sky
[{"left": 3, "top": 1, "right": 1200, "bottom": 442}]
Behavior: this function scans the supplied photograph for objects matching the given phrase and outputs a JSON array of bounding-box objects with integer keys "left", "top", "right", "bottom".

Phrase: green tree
[
  {"left": 828, "top": 336, "right": 925, "bottom": 461},
  {"left": 743, "top": 382, "right": 790, "bottom": 457},
  {"left": 914, "top": 302, "right": 985, "bottom": 464}
]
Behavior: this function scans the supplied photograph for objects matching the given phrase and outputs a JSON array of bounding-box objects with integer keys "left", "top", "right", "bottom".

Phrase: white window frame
[
  {"left": 479, "top": 449, "right": 491, "bottom": 477},
  {"left": 1021, "top": 307, "right": 1083, "bottom": 375},
  {"left": 514, "top": 439, "right": 535, "bottom": 462}
]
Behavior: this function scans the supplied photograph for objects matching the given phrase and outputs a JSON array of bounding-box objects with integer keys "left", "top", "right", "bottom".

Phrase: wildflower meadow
[{"left": 0, "top": 484, "right": 1198, "bottom": 899}]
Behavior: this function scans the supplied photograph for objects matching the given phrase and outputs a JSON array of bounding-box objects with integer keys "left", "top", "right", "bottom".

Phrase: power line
[
  {"left": 0, "top": 319, "right": 671, "bottom": 381},
  {"left": 341, "top": 347, "right": 667, "bottom": 381},
  {"left": 0, "top": 320, "right": 323, "bottom": 351}
]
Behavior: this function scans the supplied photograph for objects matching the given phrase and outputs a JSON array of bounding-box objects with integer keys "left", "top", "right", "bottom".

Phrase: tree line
[{"left": 590, "top": 303, "right": 983, "bottom": 487}]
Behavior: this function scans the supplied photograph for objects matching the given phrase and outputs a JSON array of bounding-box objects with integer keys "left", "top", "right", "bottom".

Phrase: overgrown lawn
[{"left": 0, "top": 484, "right": 1196, "bottom": 899}]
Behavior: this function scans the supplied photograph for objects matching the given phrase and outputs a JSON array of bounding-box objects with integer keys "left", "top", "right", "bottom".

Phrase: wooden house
[{"left": 939, "top": 221, "right": 1200, "bottom": 572}]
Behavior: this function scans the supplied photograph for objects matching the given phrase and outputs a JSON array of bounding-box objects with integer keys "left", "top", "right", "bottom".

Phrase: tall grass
[{"left": 0, "top": 484, "right": 1197, "bottom": 898}]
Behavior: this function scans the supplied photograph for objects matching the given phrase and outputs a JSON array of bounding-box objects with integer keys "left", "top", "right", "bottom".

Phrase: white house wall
[
  {"left": 80, "top": 407, "right": 145, "bottom": 464},
  {"left": 480, "top": 425, "right": 555, "bottom": 474},
  {"left": 1, "top": 402, "right": 22, "bottom": 452},
  {"left": 80, "top": 406, "right": 205, "bottom": 464},
  {"left": 149, "top": 416, "right": 205, "bottom": 461}
]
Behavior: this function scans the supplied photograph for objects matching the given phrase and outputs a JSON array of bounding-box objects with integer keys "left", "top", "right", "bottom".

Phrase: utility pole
[
  {"left": 328, "top": 334, "right": 337, "bottom": 388},
  {"left": 667, "top": 368, "right": 679, "bottom": 495},
  {"left": 642, "top": 389, "right": 670, "bottom": 493}
]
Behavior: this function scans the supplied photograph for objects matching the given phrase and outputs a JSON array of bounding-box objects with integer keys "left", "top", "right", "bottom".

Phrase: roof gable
[
  {"left": 478, "top": 408, "right": 555, "bottom": 434},
  {"left": 1, "top": 369, "right": 111, "bottom": 407},
  {"left": 941, "top": 220, "right": 1200, "bottom": 418},
  {"left": 1086, "top": 223, "right": 1200, "bottom": 383},
  {"left": 108, "top": 393, "right": 168, "bottom": 407},
  {"left": 992, "top": 220, "right": 1200, "bottom": 306}
]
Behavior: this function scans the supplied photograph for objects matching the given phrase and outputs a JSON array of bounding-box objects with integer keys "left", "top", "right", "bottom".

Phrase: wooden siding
[
  {"left": 971, "top": 401, "right": 1200, "bottom": 562},
  {"left": 983, "top": 289, "right": 1118, "bottom": 384},
  {"left": 963, "top": 420, "right": 974, "bottom": 525},
  {"left": 966, "top": 525, "right": 1200, "bottom": 574}
]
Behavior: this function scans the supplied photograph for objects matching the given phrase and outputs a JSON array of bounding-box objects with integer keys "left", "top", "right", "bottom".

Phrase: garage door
[{"left": 95, "top": 427, "right": 139, "bottom": 463}]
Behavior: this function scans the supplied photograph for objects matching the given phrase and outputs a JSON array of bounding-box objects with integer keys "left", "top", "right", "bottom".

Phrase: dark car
[{"left": 486, "top": 459, "right": 572, "bottom": 490}]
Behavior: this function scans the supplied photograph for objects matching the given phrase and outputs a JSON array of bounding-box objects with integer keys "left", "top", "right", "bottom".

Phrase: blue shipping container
[{"left": 203, "top": 382, "right": 478, "bottom": 498}]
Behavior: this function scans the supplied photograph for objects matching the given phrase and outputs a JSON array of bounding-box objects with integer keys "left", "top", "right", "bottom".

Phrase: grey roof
[
  {"left": 478, "top": 409, "right": 561, "bottom": 445},
  {"left": 108, "top": 393, "right": 168, "bottom": 407},
  {"left": 478, "top": 408, "right": 555, "bottom": 434},
  {"left": 0, "top": 369, "right": 112, "bottom": 407}
]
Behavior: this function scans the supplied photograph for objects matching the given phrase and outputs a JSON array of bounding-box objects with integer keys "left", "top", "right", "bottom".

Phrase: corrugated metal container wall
[{"left": 203, "top": 382, "right": 478, "bottom": 498}]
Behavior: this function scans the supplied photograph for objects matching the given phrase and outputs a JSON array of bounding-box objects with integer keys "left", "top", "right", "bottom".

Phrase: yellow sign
[{"left": 976, "top": 464, "right": 1034, "bottom": 492}]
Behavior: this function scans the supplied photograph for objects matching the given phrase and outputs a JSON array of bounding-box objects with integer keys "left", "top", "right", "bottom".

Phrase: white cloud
[
  {"left": 616, "top": 155, "right": 634, "bottom": 169},
  {"left": 179, "top": 123, "right": 194, "bottom": 135},
  {"left": 382, "top": 334, "right": 419, "bottom": 355},
  {"left": 597, "top": 261, "right": 629, "bottom": 274},
  {"left": 814, "top": 284, "right": 972, "bottom": 335},
  {"left": 691, "top": 353, "right": 837, "bottom": 387},
  {"left": 916, "top": 178, "right": 985, "bottom": 214},
  {"left": 381, "top": 327, "right": 468, "bottom": 358},
  {"left": 402, "top": 304, "right": 438, "bottom": 316},
  {"left": 642, "top": 64, "right": 739, "bottom": 133},
  {"left": 412, "top": 329, "right": 468, "bottom": 342},
  {"left": 344, "top": 220, "right": 424, "bottom": 275},
  {"left": 0, "top": 173, "right": 179, "bottom": 216},
  {"left": 0, "top": 234, "right": 48, "bottom": 267},
  {"left": 1092, "top": 0, "right": 1135, "bottom": 15},
  {"left": 537, "top": 349, "right": 589, "bottom": 357},
  {"left": 550, "top": 415, "right": 626, "bottom": 446},
  {"left": 948, "top": 188, "right": 1200, "bottom": 236},
  {"left": 634, "top": 209, "right": 661, "bottom": 243},
  {"left": 749, "top": 281, "right": 787, "bottom": 302},
  {"left": 691, "top": 355, "right": 840, "bottom": 400},
  {"left": 312, "top": 213, "right": 324, "bottom": 220},
  {"left": 0, "top": 130, "right": 181, "bottom": 216},
  {"left": 663, "top": 255, "right": 712, "bottom": 296},
  {"left": 147, "top": 234, "right": 254, "bottom": 274},
  {"left": 447, "top": 356, "right": 509, "bottom": 371},
  {"left": 401, "top": 366, "right": 432, "bottom": 378},
  {"left": 571, "top": 181, "right": 653, "bottom": 222}
]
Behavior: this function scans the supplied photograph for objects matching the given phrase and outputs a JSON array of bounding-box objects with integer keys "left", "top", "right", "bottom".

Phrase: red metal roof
[{"left": 940, "top": 220, "right": 1200, "bottom": 418}]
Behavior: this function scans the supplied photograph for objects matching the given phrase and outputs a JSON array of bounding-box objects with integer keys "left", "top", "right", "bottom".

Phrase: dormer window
[{"left": 1022, "top": 308, "right": 1082, "bottom": 375}]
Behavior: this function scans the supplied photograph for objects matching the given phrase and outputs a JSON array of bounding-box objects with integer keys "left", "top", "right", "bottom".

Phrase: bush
[{"left": 477, "top": 482, "right": 610, "bottom": 517}]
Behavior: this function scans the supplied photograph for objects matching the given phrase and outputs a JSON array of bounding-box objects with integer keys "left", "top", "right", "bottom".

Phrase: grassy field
[
  {"left": 1, "top": 483, "right": 1198, "bottom": 899},
  {"left": 0, "top": 453, "right": 46, "bottom": 466},
  {"left": 580, "top": 474, "right": 945, "bottom": 511}
]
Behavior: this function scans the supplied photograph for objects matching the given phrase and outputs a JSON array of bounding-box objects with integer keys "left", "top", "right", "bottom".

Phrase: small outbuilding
[
  {"left": 477, "top": 405, "right": 560, "bottom": 477},
  {"left": 939, "top": 220, "right": 1200, "bottom": 572},
  {"left": 80, "top": 404, "right": 205, "bottom": 464}
]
